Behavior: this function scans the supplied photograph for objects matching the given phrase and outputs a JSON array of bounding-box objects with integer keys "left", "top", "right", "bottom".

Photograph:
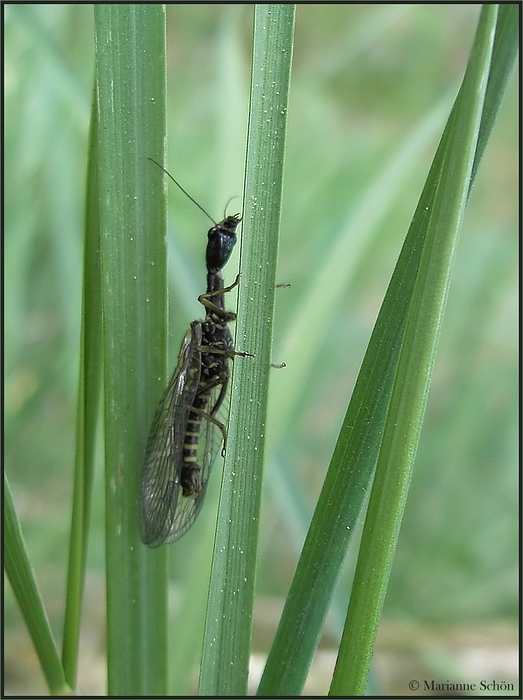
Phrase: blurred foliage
[{"left": 4, "top": 4, "right": 517, "bottom": 695}]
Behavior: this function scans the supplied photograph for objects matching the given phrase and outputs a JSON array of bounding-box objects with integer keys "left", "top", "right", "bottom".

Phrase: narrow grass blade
[
  {"left": 198, "top": 5, "right": 296, "bottom": 696},
  {"left": 330, "top": 5, "right": 500, "bottom": 694},
  {"left": 61, "top": 92, "right": 102, "bottom": 691},
  {"left": 94, "top": 5, "right": 168, "bottom": 694},
  {"left": 4, "top": 473, "right": 71, "bottom": 696}
]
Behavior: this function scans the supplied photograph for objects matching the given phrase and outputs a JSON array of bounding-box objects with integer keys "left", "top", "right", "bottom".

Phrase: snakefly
[{"left": 140, "top": 161, "right": 251, "bottom": 546}]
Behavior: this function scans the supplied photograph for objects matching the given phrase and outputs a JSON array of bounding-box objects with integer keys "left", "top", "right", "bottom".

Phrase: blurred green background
[{"left": 4, "top": 4, "right": 517, "bottom": 695}]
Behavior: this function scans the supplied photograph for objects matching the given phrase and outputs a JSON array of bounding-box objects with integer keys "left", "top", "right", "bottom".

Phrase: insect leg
[{"left": 198, "top": 274, "right": 241, "bottom": 318}]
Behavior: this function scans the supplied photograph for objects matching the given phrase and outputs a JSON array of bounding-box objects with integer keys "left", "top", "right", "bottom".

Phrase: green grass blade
[
  {"left": 94, "top": 5, "right": 168, "bottom": 694},
  {"left": 259, "top": 5, "right": 515, "bottom": 695},
  {"left": 61, "top": 91, "right": 102, "bottom": 691},
  {"left": 198, "top": 5, "right": 296, "bottom": 696},
  {"left": 4, "top": 473, "right": 71, "bottom": 696},
  {"left": 470, "top": 3, "right": 519, "bottom": 184},
  {"left": 330, "top": 5, "right": 500, "bottom": 695}
]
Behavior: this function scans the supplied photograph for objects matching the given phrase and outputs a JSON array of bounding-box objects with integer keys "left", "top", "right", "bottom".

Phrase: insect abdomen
[{"left": 180, "top": 378, "right": 214, "bottom": 496}]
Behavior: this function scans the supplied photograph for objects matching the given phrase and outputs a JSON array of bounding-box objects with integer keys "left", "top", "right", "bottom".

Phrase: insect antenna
[
  {"left": 223, "top": 196, "right": 239, "bottom": 220},
  {"left": 148, "top": 157, "right": 217, "bottom": 226}
]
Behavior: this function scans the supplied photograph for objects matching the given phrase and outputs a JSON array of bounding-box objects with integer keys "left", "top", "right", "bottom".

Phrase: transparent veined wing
[
  {"left": 140, "top": 321, "right": 203, "bottom": 546},
  {"left": 161, "top": 342, "right": 232, "bottom": 543}
]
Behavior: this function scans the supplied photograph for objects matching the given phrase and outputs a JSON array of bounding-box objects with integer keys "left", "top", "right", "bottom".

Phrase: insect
[{"left": 140, "top": 162, "right": 251, "bottom": 546}]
